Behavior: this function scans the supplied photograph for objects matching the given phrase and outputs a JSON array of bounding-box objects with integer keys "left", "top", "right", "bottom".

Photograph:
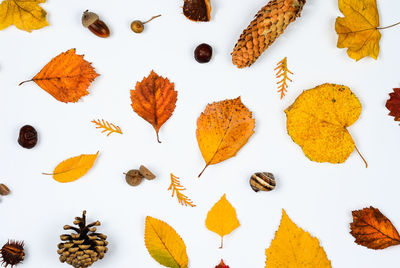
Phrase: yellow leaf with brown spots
[
  {"left": 0, "top": 0, "right": 49, "bottom": 32},
  {"left": 196, "top": 97, "right": 255, "bottom": 177},
  {"left": 285, "top": 83, "right": 367, "bottom": 166}
]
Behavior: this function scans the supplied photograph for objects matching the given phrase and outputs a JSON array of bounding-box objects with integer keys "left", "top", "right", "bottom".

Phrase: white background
[{"left": 1, "top": 0, "right": 400, "bottom": 267}]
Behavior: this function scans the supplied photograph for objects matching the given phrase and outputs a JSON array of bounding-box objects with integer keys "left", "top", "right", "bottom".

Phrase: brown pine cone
[
  {"left": 57, "top": 211, "right": 108, "bottom": 268},
  {"left": 232, "top": 0, "right": 306, "bottom": 68}
]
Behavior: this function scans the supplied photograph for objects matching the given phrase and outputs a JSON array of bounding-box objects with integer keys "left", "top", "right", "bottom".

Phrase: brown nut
[
  {"left": 125, "top": 170, "right": 144, "bottom": 186},
  {"left": 0, "top": 183, "right": 10, "bottom": 196},
  {"left": 250, "top": 172, "right": 276, "bottom": 192},
  {"left": 139, "top": 165, "right": 156, "bottom": 180}
]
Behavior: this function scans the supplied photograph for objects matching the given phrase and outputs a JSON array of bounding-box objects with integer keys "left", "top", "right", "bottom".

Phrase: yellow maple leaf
[
  {"left": 285, "top": 83, "right": 367, "bottom": 167},
  {"left": 43, "top": 152, "right": 99, "bottom": 183},
  {"left": 205, "top": 194, "right": 240, "bottom": 248},
  {"left": 0, "top": 0, "right": 49, "bottom": 32},
  {"left": 196, "top": 97, "right": 255, "bottom": 177},
  {"left": 335, "top": 0, "right": 381, "bottom": 61},
  {"left": 144, "top": 216, "right": 188, "bottom": 268},
  {"left": 265, "top": 209, "right": 332, "bottom": 268}
]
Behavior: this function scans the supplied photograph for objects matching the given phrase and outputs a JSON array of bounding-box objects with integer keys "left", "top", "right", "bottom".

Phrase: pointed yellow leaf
[
  {"left": 205, "top": 194, "right": 240, "bottom": 248},
  {"left": 265, "top": 210, "right": 331, "bottom": 268},
  {"left": 44, "top": 152, "right": 99, "bottom": 183},
  {"left": 145, "top": 216, "right": 188, "bottom": 268},
  {"left": 0, "top": 0, "right": 49, "bottom": 32},
  {"left": 335, "top": 0, "right": 381, "bottom": 61}
]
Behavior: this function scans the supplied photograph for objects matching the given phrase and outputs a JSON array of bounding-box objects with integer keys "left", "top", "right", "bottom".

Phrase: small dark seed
[
  {"left": 18, "top": 125, "right": 38, "bottom": 149},
  {"left": 194, "top": 43, "right": 213, "bottom": 63}
]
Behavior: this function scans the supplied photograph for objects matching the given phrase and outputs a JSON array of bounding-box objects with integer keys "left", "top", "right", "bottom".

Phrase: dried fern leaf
[
  {"left": 168, "top": 174, "right": 196, "bottom": 207},
  {"left": 275, "top": 57, "right": 293, "bottom": 99},
  {"left": 91, "top": 119, "right": 123, "bottom": 136}
]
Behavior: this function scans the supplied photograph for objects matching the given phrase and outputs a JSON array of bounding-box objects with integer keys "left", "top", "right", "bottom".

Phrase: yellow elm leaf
[
  {"left": 265, "top": 209, "right": 332, "bottom": 268},
  {"left": 205, "top": 194, "right": 240, "bottom": 248},
  {"left": 43, "top": 152, "right": 99, "bottom": 183},
  {"left": 335, "top": 0, "right": 381, "bottom": 61},
  {"left": 196, "top": 97, "right": 255, "bottom": 177},
  {"left": 0, "top": 0, "right": 49, "bottom": 32},
  {"left": 285, "top": 83, "right": 367, "bottom": 167},
  {"left": 144, "top": 216, "right": 188, "bottom": 268}
]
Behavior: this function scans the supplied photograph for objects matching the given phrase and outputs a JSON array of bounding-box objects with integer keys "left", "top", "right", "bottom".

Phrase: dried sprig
[
  {"left": 91, "top": 119, "right": 123, "bottom": 136},
  {"left": 168, "top": 174, "right": 196, "bottom": 207},
  {"left": 275, "top": 57, "right": 293, "bottom": 99}
]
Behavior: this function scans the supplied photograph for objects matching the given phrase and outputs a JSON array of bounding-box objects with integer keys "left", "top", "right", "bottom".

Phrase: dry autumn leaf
[
  {"left": 145, "top": 216, "right": 188, "bottom": 268},
  {"left": 335, "top": 0, "right": 400, "bottom": 61},
  {"left": 215, "top": 259, "right": 229, "bottom": 268},
  {"left": 350, "top": 206, "right": 400, "bottom": 249},
  {"left": 205, "top": 194, "right": 240, "bottom": 248},
  {"left": 43, "top": 152, "right": 99, "bottom": 183},
  {"left": 196, "top": 97, "right": 255, "bottom": 177},
  {"left": 91, "top": 119, "right": 123, "bottom": 136},
  {"left": 0, "top": 0, "right": 49, "bottom": 32},
  {"left": 131, "top": 71, "right": 177, "bottom": 143},
  {"left": 285, "top": 83, "right": 367, "bottom": 167},
  {"left": 19, "top": 49, "right": 99, "bottom": 103},
  {"left": 168, "top": 174, "right": 196, "bottom": 207},
  {"left": 275, "top": 57, "right": 293, "bottom": 99},
  {"left": 265, "top": 209, "right": 331, "bottom": 267},
  {"left": 386, "top": 88, "right": 400, "bottom": 122}
]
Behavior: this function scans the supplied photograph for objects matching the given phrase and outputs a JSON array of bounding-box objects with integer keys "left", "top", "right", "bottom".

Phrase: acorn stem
[
  {"left": 354, "top": 145, "right": 368, "bottom": 168},
  {"left": 143, "top": 14, "right": 161, "bottom": 24}
]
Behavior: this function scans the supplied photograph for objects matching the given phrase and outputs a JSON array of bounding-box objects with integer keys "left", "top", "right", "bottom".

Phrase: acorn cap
[{"left": 82, "top": 10, "right": 99, "bottom": 27}]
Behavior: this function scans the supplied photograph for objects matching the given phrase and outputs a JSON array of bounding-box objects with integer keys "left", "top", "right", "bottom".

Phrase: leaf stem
[
  {"left": 198, "top": 164, "right": 209, "bottom": 178},
  {"left": 354, "top": 145, "right": 368, "bottom": 168},
  {"left": 156, "top": 131, "right": 161, "bottom": 143},
  {"left": 377, "top": 21, "right": 400, "bottom": 30},
  {"left": 143, "top": 14, "right": 162, "bottom": 24},
  {"left": 219, "top": 237, "right": 223, "bottom": 249},
  {"left": 19, "top": 79, "right": 33, "bottom": 86}
]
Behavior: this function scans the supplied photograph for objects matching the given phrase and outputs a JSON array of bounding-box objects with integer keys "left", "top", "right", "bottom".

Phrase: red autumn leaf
[
  {"left": 350, "top": 206, "right": 400, "bottom": 249},
  {"left": 130, "top": 71, "right": 177, "bottom": 143},
  {"left": 386, "top": 88, "right": 400, "bottom": 121},
  {"left": 215, "top": 259, "right": 229, "bottom": 268}
]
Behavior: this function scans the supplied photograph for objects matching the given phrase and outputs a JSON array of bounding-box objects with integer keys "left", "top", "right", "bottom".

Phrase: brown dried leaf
[{"left": 350, "top": 206, "right": 400, "bottom": 249}]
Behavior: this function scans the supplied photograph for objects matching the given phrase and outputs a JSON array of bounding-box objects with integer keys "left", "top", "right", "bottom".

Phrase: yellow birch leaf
[
  {"left": 145, "top": 216, "right": 188, "bottom": 268},
  {"left": 335, "top": 0, "right": 381, "bottom": 61},
  {"left": 285, "top": 83, "right": 367, "bottom": 167},
  {"left": 43, "top": 152, "right": 99, "bottom": 183},
  {"left": 196, "top": 97, "right": 255, "bottom": 177},
  {"left": 265, "top": 209, "right": 332, "bottom": 268},
  {"left": 205, "top": 194, "right": 240, "bottom": 248},
  {"left": 0, "top": 0, "right": 49, "bottom": 32}
]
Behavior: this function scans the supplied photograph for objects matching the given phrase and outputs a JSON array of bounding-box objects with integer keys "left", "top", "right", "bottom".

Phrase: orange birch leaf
[
  {"left": 350, "top": 206, "right": 400, "bottom": 249},
  {"left": 19, "top": 49, "right": 99, "bottom": 103},
  {"left": 205, "top": 194, "right": 240, "bottom": 248},
  {"left": 43, "top": 152, "right": 99, "bottom": 183},
  {"left": 196, "top": 97, "right": 255, "bottom": 177},
  {"left": 130, "top": 71, "right": 177, "bottom": 143}
]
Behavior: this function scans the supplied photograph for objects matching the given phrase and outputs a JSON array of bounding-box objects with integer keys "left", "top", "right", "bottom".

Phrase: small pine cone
[
  {"left": 57, "top": 211, "right": 108, "bottom": 268},
  {"left": 232, "top": 0, "right": 306, "bottom": 68}
]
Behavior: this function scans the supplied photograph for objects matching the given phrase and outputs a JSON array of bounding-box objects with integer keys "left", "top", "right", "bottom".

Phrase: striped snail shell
[{"left": 250, "top": 172, "right": 276, "bottom": 192}]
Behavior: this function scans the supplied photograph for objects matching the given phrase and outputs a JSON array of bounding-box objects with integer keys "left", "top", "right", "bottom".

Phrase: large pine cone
[
  {"left": 232, "top": 0, "right": 306, "bottom": 68},
  {"left": 57, "top": 211, "right": 108, "bottom": 268}
]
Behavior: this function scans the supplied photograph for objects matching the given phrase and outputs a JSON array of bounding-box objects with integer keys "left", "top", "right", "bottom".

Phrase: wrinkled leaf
[
  {"left": 19, "top": 49, "right": 99, "bottom": 103},
  {"left": 335, "top": 0, "right": 381, "bottom": 61},
  {"left": 0, "top": 0, "right": 48, "bottom": 32},
  {"left": 131, "top": 71, "right": 177, "bottom": 143},
  {"left": 265, "top": 209, "right": 331, "bottom": 267},
  {"left": 44, "top": 152, "right": 99, "bottom": 183},
  {"left": 215, "top": 259, "right": 229, "bottom": 268},
  {"left": 386, "top": 88, "right": 400, "bottom": 122},
  {"left": 205, "top": 194, "right": 240, "bottom": 248},
  {"left": 145, "top": 216, "right": 188, "bottom": 268},
  {"left": 350, "top": 206, "right": 400, "bottom": 249},
  {"left": 196, "top": 97, "right": 255, "bottom": 177},
  {"left": 285, "top": 83, "right": 366, "bottom": 166}
]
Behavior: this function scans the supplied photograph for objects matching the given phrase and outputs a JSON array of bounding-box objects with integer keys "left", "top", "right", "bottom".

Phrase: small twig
[{"left": 143, "top": 14, "right": 162, "bottom": 24}]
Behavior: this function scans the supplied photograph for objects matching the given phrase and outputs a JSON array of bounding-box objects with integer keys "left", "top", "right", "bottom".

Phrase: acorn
[
  {"left": 130, "top": 14, "right": 161, "bottom": 33},
  {"left": 0, "top": 183, "right": 10, "bottom": 196},
  {"left": 0, "top": 240, "right": 25, "bottom": 267},
  {"left": 124, "top": 170, "right": 144, "bottom": 186},
  {"left": 250, "top": 172, "right": 276, "bottom": 192},
  {"left": 139, "top": 165, "right": 156, "bottom": 180},
  {"left": 82, "top": 10, "right": 110, "bottom": 38}
]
